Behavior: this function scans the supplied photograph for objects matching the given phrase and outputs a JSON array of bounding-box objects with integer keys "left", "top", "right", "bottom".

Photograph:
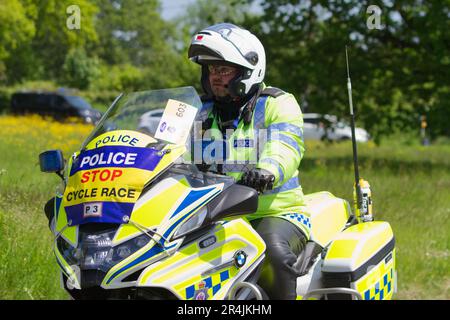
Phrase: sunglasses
[{"left": 207, "top": 65, "right": 237, "bottom": 76}]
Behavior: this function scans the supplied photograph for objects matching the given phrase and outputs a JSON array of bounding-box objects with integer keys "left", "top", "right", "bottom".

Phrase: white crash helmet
[{"left": 188, "top": 23, "right": 266, "bottom": 98}]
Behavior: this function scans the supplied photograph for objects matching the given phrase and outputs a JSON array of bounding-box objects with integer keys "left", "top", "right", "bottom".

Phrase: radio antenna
[{"left": 345, "top": 46, "right": 362, "bottom": 213}]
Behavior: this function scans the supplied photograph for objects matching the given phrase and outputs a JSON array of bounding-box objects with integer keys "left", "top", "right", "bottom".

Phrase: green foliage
[
  {"left": 94, "top": 63, "right": 143, "bottom": 91},
  {"left": 93, "top": 0, "right": 164, "bottom": 66},
  {"left": 180, "top": 0, "right": 252, "bottom": 35},
  {"left": 0, "top": 0, "right": 35, "bottom": 60},
  {"left": 62, "top": 48, "right": 100, "bottom": 90},
  {"left": 0, "top": 0, "right": 200, "bottom": 95},
  {"left": 244, "top": 0, "right": 450, "bottom": 141},
  {"left": 1, "top": 0, "right": 99, "bottom": 84},
  {"left": 30, "top": 0, "right": 99, "bottom": 80},
  {"left": 91, "top": 0, "right": 197, "bottom": 90},
  {"left": 0, "top": 0, "right": 35, "bottom": 83},
  {"left": 0, "top": 0, "right": 448, "bottom": 140},
  {"left": 0, "top": 86, "right": 16, "bottom": 113}
]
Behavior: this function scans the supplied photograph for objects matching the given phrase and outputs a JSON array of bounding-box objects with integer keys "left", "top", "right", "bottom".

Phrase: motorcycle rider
[{"left": 188, "top": 23, "right": 309, "bottom": 300}]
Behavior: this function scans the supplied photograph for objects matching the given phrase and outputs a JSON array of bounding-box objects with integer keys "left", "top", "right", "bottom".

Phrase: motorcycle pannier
[{"left": 321, "top": 221, "right": 396, "bottom": 300}]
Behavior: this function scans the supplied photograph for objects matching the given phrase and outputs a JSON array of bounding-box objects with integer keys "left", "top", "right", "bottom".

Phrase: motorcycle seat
[{"left": 303, "top": 191, "right": 351, "bottom": 248}]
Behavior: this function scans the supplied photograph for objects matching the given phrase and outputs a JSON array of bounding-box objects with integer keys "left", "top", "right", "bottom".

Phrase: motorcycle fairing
[
  {"left": 112, "top": 176, "right": 191, "bottom": 245},
  {"left": 53, "top": 130, "right": 186, "bottom": 245},
  {"left": 101, "top": 180, "right": 224, "bottom": 286},
  {"left": 65, "top": 145, "right": 165, "bottom": 225},
  {"left": 83, "top": 130, "right": 158, "bottom": 150},
  {"left": 51, "top": 195, "right": 82, "bottom": 290},
  {"left": 136, "top": 219, "right": 266, "bottom": 300}
]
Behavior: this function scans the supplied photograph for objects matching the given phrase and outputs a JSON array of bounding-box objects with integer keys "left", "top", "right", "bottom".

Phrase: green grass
[
  {"left": 0, "top": 115, "right": 90, "bottom": 300},
  {"left": 0, "top": 116, "right": 448, "bottom": 299},
  {"left": 301, "top": 141, "right": 450, "bottom": 300}
]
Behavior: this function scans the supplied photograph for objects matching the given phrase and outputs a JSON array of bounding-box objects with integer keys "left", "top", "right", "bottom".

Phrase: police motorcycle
[{"left": 40, "top": 86, "right": 396, "bottom": 300}]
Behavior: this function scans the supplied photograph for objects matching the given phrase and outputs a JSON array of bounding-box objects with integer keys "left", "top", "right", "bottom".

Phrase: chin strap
[{"left": 212, "top": 84, "right": 264, "bottom": 132}]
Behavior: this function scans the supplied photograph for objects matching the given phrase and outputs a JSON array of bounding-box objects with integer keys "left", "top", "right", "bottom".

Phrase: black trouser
[{"left": 250, "top": 217, "right": 307, "bottom": 300}]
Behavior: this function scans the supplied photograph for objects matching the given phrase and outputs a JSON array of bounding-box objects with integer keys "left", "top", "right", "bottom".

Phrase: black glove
[{"left": 238, "top": 168, "right": 275, "bottom": 194}]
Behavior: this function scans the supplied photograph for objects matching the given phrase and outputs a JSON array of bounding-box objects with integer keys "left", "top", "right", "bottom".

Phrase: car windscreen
[
  {"left": 303, "top": 117, "right": 321, "bottom": 125},
  {"left": 65, "top": 96, "right": 92, "bottom": 109}
]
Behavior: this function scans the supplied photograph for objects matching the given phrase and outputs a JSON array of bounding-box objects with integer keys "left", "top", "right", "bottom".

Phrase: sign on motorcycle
[{"left": 155, "top": 99, "right": 198, "bottom": 145}]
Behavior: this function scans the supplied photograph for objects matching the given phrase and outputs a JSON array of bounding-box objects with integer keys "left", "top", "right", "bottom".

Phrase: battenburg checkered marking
[
  {"left": 185, "top": 270, "right": 231, "bottom": 300},
  {"left": 364, "top": 268, "right": 394, "bottom": 300},
  {"left": 284, "top": 213, "right": 311, "bottom": 229}
]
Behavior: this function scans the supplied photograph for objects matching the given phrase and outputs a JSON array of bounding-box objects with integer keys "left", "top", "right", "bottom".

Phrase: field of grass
[
  {"left": 301, "top": 140, "right": 450, "bottom": 300},
  {"left": 0, "top": 115, "right": 448, "bottom": 300},
  {"left": 0, "top": 115, "right": 92, "bottom": 299}
]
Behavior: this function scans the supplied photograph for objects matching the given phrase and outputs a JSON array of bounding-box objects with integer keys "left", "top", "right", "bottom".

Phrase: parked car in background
[
  {"left": 137, "top": 108, "right": 165, "bottom": 135},
  {"left": 303, "top": 113, "right": 370, "bottom": 142},
  {"left": 10, "top": 91, "right": 102, "bottom": 124},
  {"left": 137, "top": 109, "right": 370, "bottom": 143}
]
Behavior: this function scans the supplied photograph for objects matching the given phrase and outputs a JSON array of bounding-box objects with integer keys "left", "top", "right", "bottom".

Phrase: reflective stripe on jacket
[{"left": 197, "top": 85, "right": 310, "bottom": 237}]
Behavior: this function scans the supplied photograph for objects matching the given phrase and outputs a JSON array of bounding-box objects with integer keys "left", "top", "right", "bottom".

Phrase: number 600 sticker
[{"left": 83, "top": 202, "right": 103, "bottom": 218}]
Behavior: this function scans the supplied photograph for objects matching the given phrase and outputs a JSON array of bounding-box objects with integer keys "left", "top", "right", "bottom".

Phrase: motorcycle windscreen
[{"left": 63, "top": 145, "right": 164, "bottom": 225}]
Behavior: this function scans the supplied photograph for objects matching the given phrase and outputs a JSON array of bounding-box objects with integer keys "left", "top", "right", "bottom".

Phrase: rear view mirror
[{"left": 39, "top": 150, "right": 64, "bottom": 173}]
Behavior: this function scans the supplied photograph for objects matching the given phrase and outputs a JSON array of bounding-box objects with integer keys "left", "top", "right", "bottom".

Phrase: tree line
[{"left": 0, "top": 0, "right": 448, "bottom": 141}]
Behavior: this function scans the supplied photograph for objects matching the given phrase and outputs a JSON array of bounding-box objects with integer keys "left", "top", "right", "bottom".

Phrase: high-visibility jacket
[{"left": 195, "top": 84, "right": 310, "bottom": 238}]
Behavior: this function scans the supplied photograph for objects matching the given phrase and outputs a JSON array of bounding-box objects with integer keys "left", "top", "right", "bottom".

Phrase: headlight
[
  {"left": 57, "top": 230, "right": 151, "bottom": 273},
  {"left": 173, "top": 208, "right": 208, "bottom": 239},
  {"left": 57, "top": 237, "right": 82, "bottom": 266}
]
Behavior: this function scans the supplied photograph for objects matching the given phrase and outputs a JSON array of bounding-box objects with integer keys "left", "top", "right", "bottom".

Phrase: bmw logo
[{"left": 234, "top": 251, "right": 247, "bottom": 268}]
